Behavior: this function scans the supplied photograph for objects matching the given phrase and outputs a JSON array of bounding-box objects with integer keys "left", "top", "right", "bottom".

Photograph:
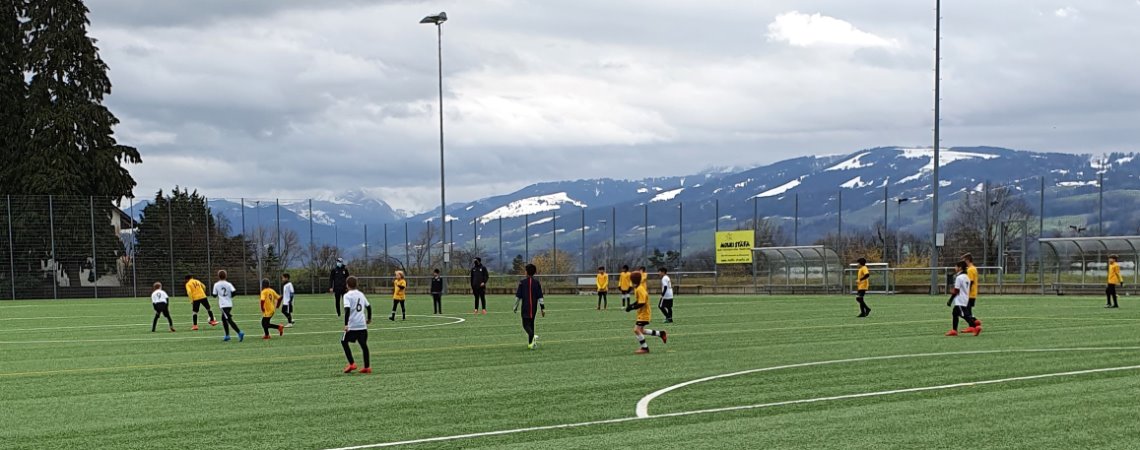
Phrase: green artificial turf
[{"left": 2, "top": 293, "right": 1140, "bottom": 449}]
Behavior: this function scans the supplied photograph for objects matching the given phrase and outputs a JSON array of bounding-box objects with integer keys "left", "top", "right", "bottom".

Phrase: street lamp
[
  {"left": 1069, "top": 225, "right": 1087, "bottom": 236},
  {"left": 420, "top": 11, "right": 448, "bottom": 287},
  {"left": 895, "top": 197, "right": 909, "bottom": 265}
]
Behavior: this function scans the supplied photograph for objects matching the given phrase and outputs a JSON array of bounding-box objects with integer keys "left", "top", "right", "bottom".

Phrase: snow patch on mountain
[
  {"left": 478, "top": 192, "right": 587, "bottom": 224},
  {"left": 637, "top": 188, "right": 649, "bottom": 194},
  {"left": 651, "top": 188, "right": 684, "bottom": 203},
  {"left": 423, "top": 215, "right": 459, "bottom": 223},
  {"left": 755, "top": 178, "right": 802, "bottom": 198},
  {"left": 1058, "top": 180, "right": 1098, "bottom": 188},
  {"left": 825, "top": 152, "right": 872, "bottom": 171},
  {"left": 840, "top": 176, "right": 872, "bottom": 189},
  {"left": 895, "top": 148, "right": 999, "bottom": 185}
]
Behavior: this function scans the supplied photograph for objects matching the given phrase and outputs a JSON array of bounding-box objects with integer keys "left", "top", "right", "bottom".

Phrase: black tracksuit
[
  {"left": 431, "top": 275, "right": 444, "bottom": 314},
  {"left": 330, "top": 265, "right": 350, "bottom": 316},
  {"left": 470, "top": 264, "right": 489, "bottom": 310}
]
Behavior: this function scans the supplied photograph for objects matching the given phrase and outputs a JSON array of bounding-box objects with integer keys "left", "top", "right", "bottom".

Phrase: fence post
[
  {"left": 6, "top": 195, "right": 14, "bottom": 300},
  {"left": 404, "top": 221, "right": 410, "bottom": 269},
  {"left": 48, "top": 195, "right": 57, "bottom": 300},
  {"left": 1098, "top": 172, "right": 1104, "bottom": 235},
  {"left": 473, "top": 218, "right": 478, "bottom": 257},
  {"left": 498, "top": 217, "right": 503, "bottom": 272},
  {"left": 89, "top": 196, "right": 98, "bottom": 299},
  {"left": 167, "top": 196, "right": 175, "bottom": 297},
  {"left": 552, "top": 210, "right": 557, "bottom": 267},
  {"left": 364, "top": 225, "right": 369, "bottom": 273},
  {"left": 308, "top": 199, "right": 315, "bottom": 294},
  {"left": 129, "top": 197, "right": 137, "bottom": 298},
  {"left": 205, "top": 197, "right": 213, "bottom": 287},
  {"left": 678, "top": 202, "right": 683, "bottom": 269},
  {"left": 255, "top": 201, "right": 263, "bottom": 285},
  {"left": 611, "top": 207, "right": 616, "bottom": 269},
  {"left": 383, "top": 223, "right": 389, "bottom": 271},
  {"left": 275, "top": 199, "right": 281, "bottom": 254}
]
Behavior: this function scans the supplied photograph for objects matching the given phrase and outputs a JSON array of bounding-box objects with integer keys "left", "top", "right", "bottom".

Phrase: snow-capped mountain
[{"left": 130, "top": 146, "right": 1140, "bottom": 266}]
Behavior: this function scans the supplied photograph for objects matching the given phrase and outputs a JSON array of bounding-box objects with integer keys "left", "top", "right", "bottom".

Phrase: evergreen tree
[
  {"left": 17, "top": 0, "right": 140, "bottom": 195},
  {"left": 0, "top": 0, "right": 24, "bottom": 190}
]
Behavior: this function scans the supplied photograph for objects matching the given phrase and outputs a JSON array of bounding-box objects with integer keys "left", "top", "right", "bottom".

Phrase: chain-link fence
[{"left": 0, "top": 176, "right": 1132, "bottom": 299}]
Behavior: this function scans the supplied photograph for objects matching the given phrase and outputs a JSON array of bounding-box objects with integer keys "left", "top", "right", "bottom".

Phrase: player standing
[
  {"left": 658, "top": 268, "right": 674, "bottom": 323},
  {"left": 962, "top": 254, "right": 981, "bottom": 327},
  {"left": 430, "top": 269, "right": 444, "bottom": 314},
  {"left": 471, "top": 257, "right": 489, "bottom": 315},
  {"left": 596, "top": 266, "right": 609, "bottom": 310},
  {"left": 281, "top": 273, "right": 295, "bottom": 327},
  {"left": 213, "top": 270, "right": 244, "bottom": 342},
  {"left": 150, "top": 282, "right": 175, "bottom": 333},
  {"left": 855, "top": 258, "right": 871, "bottom": 317},
  {"left": 618, "top": 265, "right": 633, "bottom": 308},
  {"left": 390, "top": 270, "right": 407, "bottom": 321},
  {"left": 259, "top": 279, "right": 285, "bottom": 340},
  {"left": 329, "top": 258, "right": 350, "bottom": 317},
  {"left": 513, "top": 263, "right": 546, "bottom": 350},
  {"left": 341, "top": 276, "right": 373, "bottom": 374},
  {"left": 625, "top": 272, "right": 666, "bottom": 354},
  {"left": 185, "top": 274, "right": 218, "bottom": 330},
  {"left": 1106, "top": 255, "right": 1122, "bottom": 308},
  {"left": 946, "top": 261, "right": 981, "bottom": 336}
]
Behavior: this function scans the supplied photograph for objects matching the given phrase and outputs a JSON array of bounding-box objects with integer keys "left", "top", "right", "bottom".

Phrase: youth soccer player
[
  {"left": 658, "top": 268, "right": 674, "bottom": 323},
  {"left": 513, "top": 263, "right": 546, "bottom": 350},
  {"left": 259, "top": 279, "right": 285, "bottom": 340},
  {"left": 151, "top": 282, "right": 175, "bottom": 333},
  {"left": 962, "top": 253, "right": 981, "bottom": 325},
  {"left": 213, "top": 270, "right": 243, "bottom": 342},
  {"left": 1107, "top": 255, "right": 1122, "bottom": 308},
  {"left": 946, "top": 261, "right": 981, "bottom": 336},
  {"left": 281, "top": 273, "right": 295, "bottom": 327},
  {"left": 185, "top": 274, "right": 217, "bottom": 330},
  {"left": 625, "top": 272, "right": 666, "bottom": 353},
  {"left": 596, "top": 266, "right": 609, "bottom": 310},
  {"left": 855, "top": 258, "right": 871, "bottom": 317},
  {"left": 618, "top": 265, "right": 633, "bottom": 307},
  {"left": 430, "top": 269, "right": 443, "bottom": 314},
  {"left": 341, "top": 276, "right": 373, "bottom": 374},
  {"left": 390, "top": 270, "right": 407, "bottom": 321}
]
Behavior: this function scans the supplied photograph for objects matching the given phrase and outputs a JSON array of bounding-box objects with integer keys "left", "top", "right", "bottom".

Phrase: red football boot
[
  {"left": 945, "top": 330, "right": 958, "bottom": 336},
  {"left": 343, "top": 363, "right": 357, "bottom": 373}
]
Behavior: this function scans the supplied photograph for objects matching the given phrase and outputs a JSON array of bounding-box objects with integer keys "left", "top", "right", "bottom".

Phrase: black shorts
[
  {"left": 191, "top": 299, "right": 210, "bottom": 312},
  {"left": 636, "top": 321, "right": 650, "bottom": 327},
  {"left": 968, "top": 298, "right": 976, "bottom": 308},
  {"left": 152, "top": 302, "right": 169, "bottom": 313},
  {"left": 342, "top": 329, "right": 368, "bottom": 343},
  {"left": 857, "top": 290, "right": 867, "bottom": 298},
  {"left": 621, "top": 289, "right": 631, "bottom": 295},
  {"left": 659, "top": 299, "right": 674, "bottom": 308}
]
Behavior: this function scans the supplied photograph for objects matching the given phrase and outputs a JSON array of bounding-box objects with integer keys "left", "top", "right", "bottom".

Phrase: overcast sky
[{"left": 90, "top": 0, "right": 1140, "bottom": 212}]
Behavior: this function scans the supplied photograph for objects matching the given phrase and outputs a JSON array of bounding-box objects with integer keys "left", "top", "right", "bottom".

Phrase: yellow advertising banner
[{"left": 715, "top": 231, "right": 754, "bottom": 264}]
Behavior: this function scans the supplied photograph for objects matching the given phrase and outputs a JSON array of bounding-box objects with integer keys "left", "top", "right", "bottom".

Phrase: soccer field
[{"left": 3, "top": 293, "right": 1140, "bottom": 449}]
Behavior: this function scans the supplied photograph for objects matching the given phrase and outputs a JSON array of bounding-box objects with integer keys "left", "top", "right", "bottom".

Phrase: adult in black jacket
[
  {"left": 470, "top": 257, "right": 489, "bottom": 314},
  {"left": 329, "top": 258, "right": 350, "bottom": 317}
]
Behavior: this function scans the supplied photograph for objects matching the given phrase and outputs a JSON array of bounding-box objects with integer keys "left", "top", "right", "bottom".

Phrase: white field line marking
[
  {"left": 0, "top": 315, "right": 465, "bottom": 344},
  {"left": 323, "top": 347, "right": 1140, "bottom": 450},
  {"left": 634, "top": 346, "right": 1140, "bottom": 418}
]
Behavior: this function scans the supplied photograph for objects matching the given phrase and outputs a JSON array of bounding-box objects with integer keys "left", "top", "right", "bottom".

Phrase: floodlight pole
[
  {"left": 930, "top": 0, "right": 942, "bottom": 295},
  {"left": 422, "top": 11, "right": 448, "bottom": 290}
]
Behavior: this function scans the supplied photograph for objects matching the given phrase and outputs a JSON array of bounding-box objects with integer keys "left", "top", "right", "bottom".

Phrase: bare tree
[
  {"left": 945, "top": 185, "right": 1036, "bottom": 265},
  {"left": 278, "top": 229, "right": 302, "bottom": 269}
]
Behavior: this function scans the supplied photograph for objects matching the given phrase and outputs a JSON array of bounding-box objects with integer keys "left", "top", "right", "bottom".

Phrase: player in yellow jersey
[
  {"left": 184, "top": 274, "right": 218, "bottom": 330},
  {"left": 618, "top": 265, "right": 633, "bottom": 308},
  {"left": 962, "top": 254, "right": 982, "bottom": 331},
  {"left": 854, "top": 258, "right": 872, "bottom": 317},
  {"left": 390, "top": 270, "right": 407, "bottom": 321},
  {"left": 1106, "top": 255, "right": 1122, "bottom": 308},
  {"left": 625, "top": 272, "right": 667, "bottom": 354},
  {"left": 259, "top": 279, "right": 285, "bottom": 340},
  {"left": 596, "top": 266, "right": 609, "bottom": 310}
]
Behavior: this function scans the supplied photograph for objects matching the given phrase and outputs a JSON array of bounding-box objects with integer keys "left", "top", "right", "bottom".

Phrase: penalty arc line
[
  {"left": 635, "top": 346, "right": 1140, "bottom": 417},
  {"left": 324, "top": 347, "right": 1140, "bottom": 450}
]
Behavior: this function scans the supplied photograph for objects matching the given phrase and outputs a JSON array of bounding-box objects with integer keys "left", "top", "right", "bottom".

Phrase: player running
[
  {"left": 184, "top": 275, "right": 217, "bottom": 331},
  {"left": 626, "top": 271, "right": 666, "bottom": 353},
  {"left": 259, "top": 279, "right": 285, "bottom": 340},
  {"left": 213, "top": 270, "right": 244, "bottom": 342},
  {"left": 341, "top": 276, "right": 373, "bottom": 374},
  {"left": 151, "top": 282, "right": 175, "bottom": 333},
  {"left": 513, "top": 263, "right": 546, "bottom": 350}
]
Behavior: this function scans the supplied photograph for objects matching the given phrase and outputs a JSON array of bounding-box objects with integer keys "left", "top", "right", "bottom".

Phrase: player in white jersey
[
  {"left": 281, "top": 273, "right": 296, "bottom": 327},
  {"left": 212, "top": 270, "right": 244, "bottom": 342},
  {"left": 658, "top": 268, "right": 675, "bottom": 323},
  {"left": 150, "top": 282, "right": 175, "bottom": 333},
  {"left": 946, "top": 261, "right": 982, "bottom": 336},
  {"left": 341, "top": 276, "right": 373, "bottom": 374}
]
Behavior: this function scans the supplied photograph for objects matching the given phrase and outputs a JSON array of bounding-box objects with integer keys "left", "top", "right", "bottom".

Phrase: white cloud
[
  {"left": 767, "top": 11, "right": 899, "bottom": 49},
  {"left": 1054, "top": 7, "right": 1079, "bottom": 18}
]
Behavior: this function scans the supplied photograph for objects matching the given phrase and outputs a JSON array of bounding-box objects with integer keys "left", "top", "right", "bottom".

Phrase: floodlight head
[
  {"left": 420, "top": 12, "right": 447, "bottom": 24},
  {"left": 990, "top": 201, "right": 1000, "bottom": 206},
  {"left": 898, "top": 197, "right": 910, "bottom": 203}
]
